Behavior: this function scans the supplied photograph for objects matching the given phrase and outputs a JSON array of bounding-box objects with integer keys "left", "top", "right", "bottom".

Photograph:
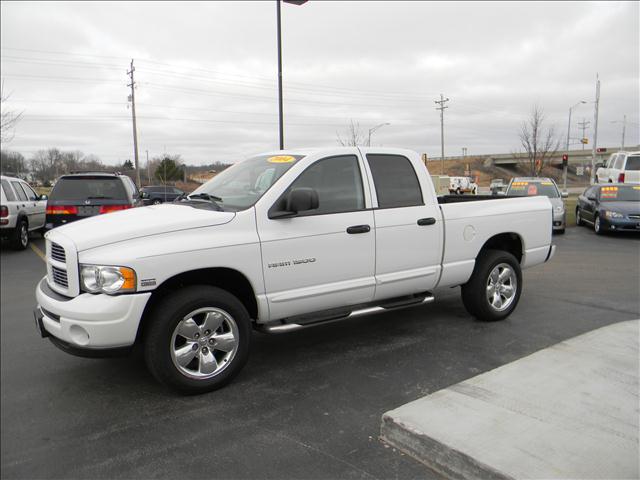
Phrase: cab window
[
  {"left": 278, "top": 155, "right": 365, "bottom": 215},
  {"left": 11, "top": 181, "right": 28, "bottom": 201},
  {"left": 366, "top": 154, "right": 423, "bottom": 208}
]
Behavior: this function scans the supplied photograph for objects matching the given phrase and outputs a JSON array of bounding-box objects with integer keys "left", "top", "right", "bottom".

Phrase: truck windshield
[
  {"left": 507, "top": 181, "right": 559, "bottom": 198},
  {"left": 191, "top": 154, "right": 304, "bottom": 211}
]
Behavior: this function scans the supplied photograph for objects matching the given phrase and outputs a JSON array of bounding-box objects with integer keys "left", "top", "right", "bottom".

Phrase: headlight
[
  {"left": 604, "top": 210, "right": 623, "bottom": 219},
  {"left": 554, "top": 206, "right": 564, "bottom": 213},
  {"left": 80, "top": 264, "right": 137, "bottom": 294}
]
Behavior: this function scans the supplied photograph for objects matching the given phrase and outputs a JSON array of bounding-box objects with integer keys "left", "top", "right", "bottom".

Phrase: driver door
[{"left": 256, "top": 154, "right": 375, "bottom": 321}]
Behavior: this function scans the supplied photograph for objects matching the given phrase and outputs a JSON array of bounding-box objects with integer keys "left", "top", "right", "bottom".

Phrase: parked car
[
  {"left": 505, "top": 177, "right": 567, "bottom": 234},
  {"left": 575, "top": 184, "right": 640, "bottom": 234},
  {"left": 0, "top": 175, "right": 48, "bottom": 249},
  {"left": 140, "top": 185, "right": 185, "bottom": 205},
  {"left": 490, "top": 178, "right": 506, "bottom": 195},
  {"left": 449, "top": 176, "right": 478, "bottom": 195},
  {"left": 35, "top": 147, "right": 555, "bottom": 394},
  {"left": 595, "top": 151, "right": 640, "bottom": 184},
  {"left": 45, "top": 172, "right": 142, "bottom": 230}
]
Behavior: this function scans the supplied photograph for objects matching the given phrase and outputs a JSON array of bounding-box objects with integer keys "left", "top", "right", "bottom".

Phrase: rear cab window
[
  {"left": 50, "top": 176, "right": 128, "bottom": 202},
  {"left": 366, "top": 154, "right": 423, "bottom": 208}
]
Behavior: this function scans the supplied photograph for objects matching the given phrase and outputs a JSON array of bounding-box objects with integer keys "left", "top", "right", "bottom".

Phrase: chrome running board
[{"left": 259, "top": 294, "right": 435, "bottom": 334}]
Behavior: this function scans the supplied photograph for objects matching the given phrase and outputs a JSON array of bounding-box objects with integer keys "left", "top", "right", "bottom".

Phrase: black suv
[
  {"left": 139, "top": 185, "right": 185, "bottom": 205},
  {"left": 45, "top": 173, "right": 142, "bottom": 230}
]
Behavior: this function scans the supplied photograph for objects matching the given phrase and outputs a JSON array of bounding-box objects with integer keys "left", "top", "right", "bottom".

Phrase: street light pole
[
  {"left": 276, "top": 0, "right": 284, "bottom": 150},
  {"left": 565, "top": 100, "right": 586, "bottom": 192},
  {"left": 276, "top": 0, "right": 307, "bottom": 151},
  {"left": 367, "top": 122, "right": 390, "bottom": 146}
]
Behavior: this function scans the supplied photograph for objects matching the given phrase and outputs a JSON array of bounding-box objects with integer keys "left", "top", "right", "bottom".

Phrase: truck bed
[{"left": 438, "top": 194, "right": 511, "bottom": 204}]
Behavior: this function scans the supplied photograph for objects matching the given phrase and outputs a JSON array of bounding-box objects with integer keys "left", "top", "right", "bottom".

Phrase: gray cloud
[{"left": 1, "top": 1, "right": 638, "bottom": 165}]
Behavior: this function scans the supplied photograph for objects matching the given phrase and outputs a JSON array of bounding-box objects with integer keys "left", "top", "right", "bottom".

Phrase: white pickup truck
[{"left": 35, "top": 147, "right": 555, "bottom": 394}]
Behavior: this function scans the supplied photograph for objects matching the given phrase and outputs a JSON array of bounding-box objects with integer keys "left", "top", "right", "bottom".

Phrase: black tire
[
  {"left": 152, "top": 199, "right": 162, "bottom": 205},
  {"left": 144, "top": 285, "right": 252, "bottom": 394},
  {"left": 461, "top": 249, "right": 522, "bottom": 322},
  {"left": 456, "top": 188, "right": 462, "bottom": 195},
  {"left": 594, "top": 214, "right": 604, "bottom": 235},
  {"left": 556, "top": 228, "right": 566, "bottom": 235},
  {"left": 576, "top": 208, "right": 583, "bottom": 226},
  {"left": 12, "top": 219, "right": 29, "bottom": 250}
]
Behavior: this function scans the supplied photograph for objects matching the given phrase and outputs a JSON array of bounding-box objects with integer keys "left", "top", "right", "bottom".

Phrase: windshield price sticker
[
  {"left": 267, "top": 155, "right": 296, "bottom": 164},
  {"left": 511, "top": 182, "right": 528, "bottom": 189},
  {"left": 527, "top": 185, "right": 538, "bottom": 195},
  {"left": 601, "top": 186, "right": 619, "bottom": 199}
]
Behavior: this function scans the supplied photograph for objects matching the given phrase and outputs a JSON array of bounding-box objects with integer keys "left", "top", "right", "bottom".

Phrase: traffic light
[{"left": 562, "top": 154, "right": 568, "bottom": 167}]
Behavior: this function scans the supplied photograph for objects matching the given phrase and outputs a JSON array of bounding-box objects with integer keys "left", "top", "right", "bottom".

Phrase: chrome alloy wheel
[
  {"left": 486, "top": 263, "right": 518, "bottom": 312},
  {"left": 20, "top": 223, "right": 28, "bottom": 248},
  {"left": 170, "top": 307, "right": 239, "bottom": 379}
]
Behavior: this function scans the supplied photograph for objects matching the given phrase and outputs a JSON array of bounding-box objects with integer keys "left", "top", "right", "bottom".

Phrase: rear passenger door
[
  {"left": 362, "top": 150, "right": 443, "bottom": 300},
  {"left": 19, "top": 182, "right": 46, "bottom": 228}
]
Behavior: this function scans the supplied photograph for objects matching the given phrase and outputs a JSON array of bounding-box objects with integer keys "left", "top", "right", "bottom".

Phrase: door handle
[
  {"left": 417, "top": 217, "right": 436, "bottom": 226},
  {"left": 346, "top": 224, "right": 371, "bottom": 234}
]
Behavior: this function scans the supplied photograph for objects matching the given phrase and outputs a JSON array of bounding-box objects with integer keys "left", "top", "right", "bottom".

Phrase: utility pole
[
  {"left": 611, "top": 115, "right": 627, "bottom": 150},
  {"left": 435, "top": 93, "right": 449, "bottom": 175},
  {"left": 127, "top": 59, "right": 141, "bottom": 188},
  {"left": 578, "top": 119, "right": 590, "bottom": 150},
  {"left": 146, "top": 149, "right": 150, "bottom": 184},
  {"left": 590, "top": 74, "right": 600, "bottom": 184}
]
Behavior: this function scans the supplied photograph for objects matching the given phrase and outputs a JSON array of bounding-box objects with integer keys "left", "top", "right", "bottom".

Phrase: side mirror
[
  {"left": 139, "top": 191, "right": 149, "bottom": 199},
  {"left": 270, "top": 188, "right": 319, "bottom": 219},
  {"left": 561, "top": 191, "right": 569, "bottom": 198},
  {"left": 39, "top": 194, "right": 48, "bottom": 201},
  {"left": 287, "top": 188, "right": 319, "bottom": 213}
]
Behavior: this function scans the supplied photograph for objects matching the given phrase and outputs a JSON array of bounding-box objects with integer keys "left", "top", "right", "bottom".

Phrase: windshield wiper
[{"left": 188, "top": 193, "right": 223, "bottom": 202}]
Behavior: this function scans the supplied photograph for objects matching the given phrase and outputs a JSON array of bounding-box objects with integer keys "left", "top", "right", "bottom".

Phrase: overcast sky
[{"left": 1, "top": 1, "right": 638, "bottom": 166}]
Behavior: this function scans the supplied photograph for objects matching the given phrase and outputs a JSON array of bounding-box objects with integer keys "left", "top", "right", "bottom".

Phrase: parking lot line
[{"left": 30, "top": 243, "right": 46, "bottom": 262}]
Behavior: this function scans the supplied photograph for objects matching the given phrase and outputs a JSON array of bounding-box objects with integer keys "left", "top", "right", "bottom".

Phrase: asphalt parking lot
[{"left": 1, "top": 227, "right": 639, "bottom": 479}]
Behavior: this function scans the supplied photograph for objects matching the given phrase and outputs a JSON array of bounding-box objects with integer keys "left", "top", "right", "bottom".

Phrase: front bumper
[
  {"left": 600, "top": 217, "right": 640, "bottom": 232},
  {"left": 552, "top": 211, "right": 566, "bottom": 231},
  {"left": 35, "top": 277, "right": 151, "bottom": 350}
]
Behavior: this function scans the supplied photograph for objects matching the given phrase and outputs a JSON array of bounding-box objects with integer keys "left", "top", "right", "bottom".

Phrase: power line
[{"left": 434, "top": 93, "right": 450, "bottom": 174}]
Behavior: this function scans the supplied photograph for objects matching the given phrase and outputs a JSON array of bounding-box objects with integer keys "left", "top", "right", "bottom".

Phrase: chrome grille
[
  {"left": 50, "top": 242, "right": 66, "bottom": 263},
  {"left": 51, "top": 266, "right": 69, "bottom": 288}
]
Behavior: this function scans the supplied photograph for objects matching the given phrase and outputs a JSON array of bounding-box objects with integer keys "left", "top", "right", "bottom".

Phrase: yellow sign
[
  {"left": 581, "top": 138, "right": 589, "bottom": 144},
  {"left": 267, "top": 155, "right": 296, "bottom": 163}
]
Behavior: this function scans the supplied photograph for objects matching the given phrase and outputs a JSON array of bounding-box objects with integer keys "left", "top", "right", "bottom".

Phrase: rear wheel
[
  {"left": 461, "top": 249, "right": 522, "bottom": 322},
  {"left": 12, "top": 219, "right": 29, "bottom": 250},
  {"left": 144, "top": 285, "right": 251, "bottom": 394},
  {"left": 152, "top": 199, "right": 162, "bottom": 205},
  {"left": 576, "top": 208, "right": 583, "bottom": 226}
]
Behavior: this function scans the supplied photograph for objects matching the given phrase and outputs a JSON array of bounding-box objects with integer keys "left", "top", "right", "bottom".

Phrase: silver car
[
  {"left": 506, "top": 177, "right": 568, "bottom": 234},
  {"left": 1, "top": 175, "right": 48, "bottom": 249}
]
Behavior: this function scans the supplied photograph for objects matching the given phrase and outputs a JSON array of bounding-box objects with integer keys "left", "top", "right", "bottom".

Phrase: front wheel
[
  {"left": 152, "top": 199, "right": 162, "bottom": 205},
  {"left": 461, "top": 249, "right": 522, "bottom": 322},
  {"left": 576, "top": 208, "right": 583, "bottom": 226},
  {"left": 144, "top": 285, "right": 252, "bottom": 394},
  {"left": 594, "top": 214, "right": 604, "bottom": 235}
]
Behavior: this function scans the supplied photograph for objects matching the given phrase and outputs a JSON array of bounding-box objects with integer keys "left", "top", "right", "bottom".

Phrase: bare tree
[
  {"left": 0, "top": 80, "right": 23, "bottom": 144},
  {"left": 336, "top": 119, "right": 366, "bottom": 146},
  {"left": 518, "top": 105, "right": 560, "bottom": 176}
]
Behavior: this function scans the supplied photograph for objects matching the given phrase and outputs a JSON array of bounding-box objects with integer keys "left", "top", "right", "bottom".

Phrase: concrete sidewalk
[{"left": 381, "top": 320, "right": 639, "bottom": 480}]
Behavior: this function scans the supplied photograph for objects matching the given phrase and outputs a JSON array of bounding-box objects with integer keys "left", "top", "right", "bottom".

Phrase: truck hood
[{"left": 47, "top": 204, "right": 235, "bottom": 252}]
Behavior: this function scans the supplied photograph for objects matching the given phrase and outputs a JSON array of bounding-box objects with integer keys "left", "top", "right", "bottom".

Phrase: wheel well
[
  {"left": 137, "top": 267, "right": 258, "bottom": 342},
  {"left": 479, "top": 233, "right": 523, "bottom": 263}
]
